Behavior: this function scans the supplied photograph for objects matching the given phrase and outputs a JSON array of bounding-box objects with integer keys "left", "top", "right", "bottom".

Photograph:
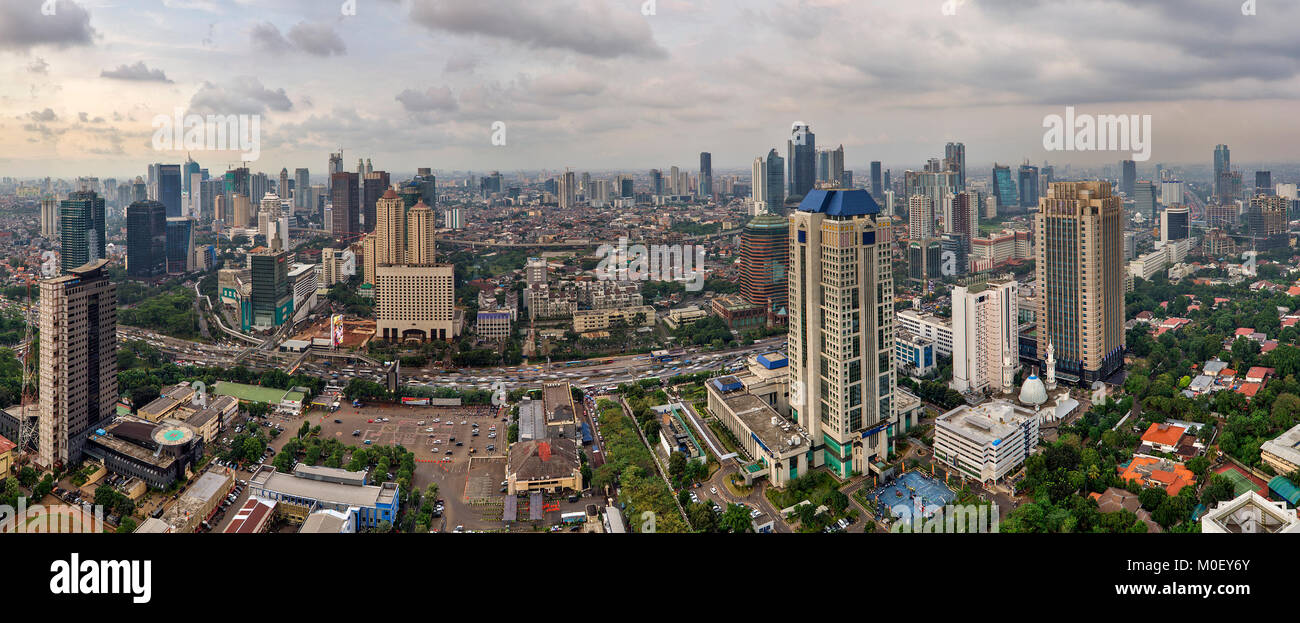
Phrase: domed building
[{"left": 1018, "top": 374, "right": 1048, "bottom": 407}]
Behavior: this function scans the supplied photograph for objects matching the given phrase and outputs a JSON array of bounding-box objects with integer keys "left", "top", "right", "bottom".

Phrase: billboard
[
  {"left": 401, "top": 397, "right": 430, "bottom": 406},
  {"left": 331, "top": 314, "right": 345, "bottom": 347}
]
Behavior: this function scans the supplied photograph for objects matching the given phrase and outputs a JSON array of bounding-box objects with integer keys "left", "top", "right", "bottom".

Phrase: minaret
[
  {"left": 1045, "top": 339, "right": 1057, "bottom": 391},
  {"left": 1001, "top": 352, "right": 1014, "bottom": 395}
]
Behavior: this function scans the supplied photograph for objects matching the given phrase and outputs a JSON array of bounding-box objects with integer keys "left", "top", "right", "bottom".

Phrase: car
[
  {"left": 352, "top": 430, "right": 361, "bottom": 436},
  {"left": 710, "top": 487, "right": 717, "bottom": 495},
  {"left": 486, "top": 444, "right": 495, "bottom": 451},
  {"left": 418, "top": 421, "right": 426, "bottom": 426},
  {"left": 445, "top": 450, "right": 453, "bottom": 456},
  {"left": 455, "top": 442, "right": 464, "bottom": 447},
  {"left": 334, "top": 419, "right": 342, "bottom": 424},
  {"left": 367, "top": 419, "right": 374, "bottom": 423},
  {"left": 425, "top": 427, "right": 435, "bottom": 432}
]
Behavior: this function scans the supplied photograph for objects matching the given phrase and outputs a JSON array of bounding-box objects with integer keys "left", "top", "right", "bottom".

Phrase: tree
[
  {"left": 116, "top": 517, "right": 137, "bottom": 533},
  {"left": 720, "top": 503, "right": 753, "bottom": 533}
]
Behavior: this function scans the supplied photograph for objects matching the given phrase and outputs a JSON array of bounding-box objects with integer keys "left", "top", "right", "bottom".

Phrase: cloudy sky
[{"left": 3, "top": 0, "right": 1300, "bottom": 179}]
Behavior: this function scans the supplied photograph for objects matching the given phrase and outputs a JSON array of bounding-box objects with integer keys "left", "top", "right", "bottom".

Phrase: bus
[{"left": 560, "top": 511, "right": 586, "bottom": 525}]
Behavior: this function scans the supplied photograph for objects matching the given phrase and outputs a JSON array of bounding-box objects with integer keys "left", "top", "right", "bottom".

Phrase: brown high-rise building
[
  {"left": 331, "top": 171, "right": 359, "bottom": 241},
  {"left": 374, "top": 189, "right": 406, "bottom": 266},
  {"left": 739, "top": 211, "right": 788, "bottom": 317},
  {"left": 363, "top": 170, "right": 391, "bottom": 234},
  {"left": 39, "top": 259, "right": 117, "bottom": 467},
  {"left": 406, "top": 200, "right": 437, "bottom": 266},
  {"left": 1035, "top": 181, "right": 1125, "bottom": 385}
]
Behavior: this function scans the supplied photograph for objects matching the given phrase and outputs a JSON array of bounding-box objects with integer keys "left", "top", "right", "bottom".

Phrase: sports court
[
  {"left": 868, "top": 471, "right": 957, "bottom": 520},
  {"left": 1213, "top": 464, "right": 1267, "bottom": 497}
]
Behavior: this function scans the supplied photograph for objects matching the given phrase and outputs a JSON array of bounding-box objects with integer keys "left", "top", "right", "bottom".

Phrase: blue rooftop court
[{"left": 869, "top": 471, "right": 957, "bottom": 521}]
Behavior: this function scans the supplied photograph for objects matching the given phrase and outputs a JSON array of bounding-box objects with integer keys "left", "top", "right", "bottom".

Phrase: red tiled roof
[
  {"left": 1141, "top": 423, "right": 1186, "bottom": 447},
  {"left": 1238, "top": 382, "right": 1262, "bottom": 398},
  {"left": 0, "top": 434, "right": 14, "bottom": 454},
  {"left": 1246, "top": 366, "right": 1274, "bottom": 380},
  {"left": 1235, "top": 327, "right": 1255, "bottom": 336}
]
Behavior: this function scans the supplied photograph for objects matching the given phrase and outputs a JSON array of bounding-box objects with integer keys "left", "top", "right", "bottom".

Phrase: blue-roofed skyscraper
[{"left": 788, "top": 189, "right": 895, "bottom": 479}]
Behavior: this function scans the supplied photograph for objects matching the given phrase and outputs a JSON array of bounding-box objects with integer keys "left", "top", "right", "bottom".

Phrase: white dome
[{"left": 1019, "top": 374, "right": 1048, "bottom": 406}]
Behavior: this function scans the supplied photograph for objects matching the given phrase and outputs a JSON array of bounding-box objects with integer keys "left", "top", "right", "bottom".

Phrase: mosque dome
[{"left": 1019, "top": 374, "right": 1048, "bottom": 406}]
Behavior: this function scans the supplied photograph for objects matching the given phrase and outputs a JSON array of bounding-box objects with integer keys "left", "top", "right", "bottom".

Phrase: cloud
[
  {"left": 100, "top": 61, "right": 172, "bottom": 82},
  {"left": 27, "top": 57, "right": 49, "bottom": 74},
  {"left": 409, "top": 0, "right": 666, "bottom": 59},
  {"left": 251, "top": 21, "right": 346, "bottom": 57},
  {"left": 396, "top": 86, "right": 459, "bottom": 113},
  {"left": 190, "top": 77, "right": 293, "bottom": 115},
  {"left": 28, "top": 108, "right": 58, "bottom": 122},
  {"left": 0, "top": 0, "right": 95, "bottom": 52}
]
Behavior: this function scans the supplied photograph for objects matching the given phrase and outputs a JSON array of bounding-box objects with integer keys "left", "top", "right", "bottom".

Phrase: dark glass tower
[
  {"left": 126, "top": 200, "right": 167, "bottom": 278},
  {"left": 331, "top": 172, "right": 359, "bottom": 241},
  {"left": 159, "top": 164, "right": 182, "bottom": 217},
  {"left": 699, "top": 152, "right": 713, "bottom": 197},
  {"left": 60, "top": 191, "right": 106, "bottom": 274},
  {"left": 788, "top": 122, "right": 816, "bottom": 198}
]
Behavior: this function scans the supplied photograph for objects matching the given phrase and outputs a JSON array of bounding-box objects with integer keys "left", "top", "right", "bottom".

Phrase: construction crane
[{"left": 16, "top": 282, "right": 39, "bottom": 463}]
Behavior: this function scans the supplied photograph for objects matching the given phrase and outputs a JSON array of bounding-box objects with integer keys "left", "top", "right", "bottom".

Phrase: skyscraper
[
  {"left": 328, "top": 152, "right": 344, "bottom": 193},
  {"left": 59, "top": 190, "right": 106, "bottom": 274},
  {"left": 559, "top": 170, "right": 576, "bottom": 209},
  {"left": 951, "top": 278, "right": 1019, "bottom": 394},
  {"left": 40, "top": 197, "right": 58, "bottom": 238},
  {"left": 159, "top": 164, "right": 182, "bottom": 218},
  {"left": 699, "top": 152, "right": 713, "bottom": 197},
  {"left": 787, "top": 122, "right": 816, "bottom": 198},
  {"left": 765, "top": 149, "right": 785, "bottom": 212},
  {"left": 944, "top": 142, "right": 966, "bottom": 190},
  {"left": 39, "top": 259, "right": 117, "bottom": 468},
  {"left": 739, "top": 211, "right": 789, "bottom": 318},
  {"left": 406, "top": 200, "right": 437, "bottom": 266},
  {"left": 331, "top": 171, "right": 359, "bottom": 241},
  {"left": 651, "top": 169, "right": 664, "bottom": 196},
  {"left": 1246, "top": 194, "right": 1288, "bottom": 251},
  {"left": 1120, "top": 159, "right": 1136, "bottom": 197},
  {"left": 294, "top": 168, "right": 310, "bottom": 213},
  {"left": 1256, "top": 171, "right": 1273, "bottom": 196},
  {"left": 126, "top": 200, "right": 167, "bottom": 278},
  {"left": 166, "top": 216, "right": 196, "bottom": 274},
  {"left": 1161, "top": 206, "right": 1189, "bottom": 245},
  {"left": 992, "top": 164, "right": 1017, "bottom": 214},
  {"left": 1134, "top": 181, "right": 1158, "bottom": 221},
  {"left": 870, "top": 161, "right": 883, "bottom": 200},
  {"left": 788, "top": 189, "right": 894, "bottom": 478},
  {"left": 250, "top": 250, "right": 293, "bottom": 328},
  {"left": 1035, "top": 181, "right": 1125, "bottom": 384},
  {"left": 1017, "top": 163, "right": 1039, "bottom": 210},
  {"left": 1214, "top": 144, "right": 1231, "bottom": 201},
  {"left": 363, "top": 170, "right": 391, "bottom": 233},
  {"left": 374, "top": 189, "right": 406, "bottom": 266},
  {"left": 183, "top": 155, "right": 200, "bottom": 198},
  {"left": 827, "top": 145, "right": 845, "bottom": 188},
  {"left": 908, "top": 195, "right": 934, "bottom": 241}
]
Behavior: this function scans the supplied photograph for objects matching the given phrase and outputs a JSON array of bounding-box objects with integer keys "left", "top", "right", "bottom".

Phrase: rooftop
[
  {"left": 508, "top": 438, "right": 581, "bottom": 482},
  {"left": 715, "top": 387, "right": 808, "bottom": 457},
  {"left": 1261, "top": 423, "right": 1300, "bottom": 468},
  {"left": 251, "top": 465, "right": 398, "bottom": 509},
  {"left": 797, "top": 189, "right": 880, "bottom": 217},
  {"left": 936, "top": 401, "right": 1037, "bottom": 447}
]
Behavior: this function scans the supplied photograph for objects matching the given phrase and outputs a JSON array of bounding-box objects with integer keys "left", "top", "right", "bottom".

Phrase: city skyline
[{"left": 6, "top": 0, "right": 1300, "bottom": 177}]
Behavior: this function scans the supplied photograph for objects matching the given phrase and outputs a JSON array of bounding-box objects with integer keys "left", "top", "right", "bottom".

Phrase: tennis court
[{"left": 1214, "top": 464, "right": 1264, "bottom": 496}]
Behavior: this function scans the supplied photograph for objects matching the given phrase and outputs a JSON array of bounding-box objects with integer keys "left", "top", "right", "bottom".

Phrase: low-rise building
[
  {"left": 895, "top": 330, "right": 937, "bottom": 377},
  {"left": 223, "top": 497, "right": 277, "bottom": 534},
  {"left": 248, "top": 464, "right": 400, "bottom": 529},
  {"left": 0, "top": 434, "right": 13, "bottom": 475},
  {"left": 506, "top": 438, "right": 583, "bottom": 495},
  {"left": 1119, "top": 455, "right": 1195, "bottom": 496},
  {"left": 933, "top": 400, "right": 1040, "bottom": 483},
  {"left": 572, "top": 305, "right": 656, "bottom": 332},
  {"left": 1261, "top": 423, "right": 1300, "bottom": 476},
  {"left": 896, "top": 309, "right": 953, "bottom": 356},
  {"left": 706, "top": 375, "right": 811, "bottom": 488},
  {"left": 711, "top": 294, "right": 766, "bottom": 331},
  {"left": 160, "top": 466, "right": 235, "bottom": 533}
]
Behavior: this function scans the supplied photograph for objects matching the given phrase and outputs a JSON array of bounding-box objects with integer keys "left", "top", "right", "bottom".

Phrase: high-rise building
[
  {"left": 944, "top": 142, "right": 966, "bottom": 190},
  {"left": 158, "top": 164, "right": 182, "bottom": 217},
  {"left": 908, "top": 239, "right": 943, "bottom": 283},
  {"left": 183, "top": 156, "right": 201, "bottom": 198},
  {"left": 908, "top": 195, "right": 933, "bottom": 241},
  {"left": 40, "top": 196, "right": 58, "bottom": 238},
  {"left": 250, "top": 251, "right": 293, "bottom": 328},
  {"left": 331, "top": 172, "right": 359, "bottom": 242},
  {"left": 1161, "top": 206, "right": 1189, "bottom": 245},
  {"left": 870, "top": 161, "right": 883, "bottom": 200},
  {"left": 787, "top": 122, "right": 816, "bottom": 198},
  {"left": 992, "top": 164, "right": 1017, "bottom": 214},
  {"left": 765, "top": 149, "right": 785, "bottom": 212},
  {"left": 406, "top": 200, "right": 437, "bottom": 266},
  {"left": 651, "top": 169, "right": 664, "bottom": 196},
  {"left": 739, "top": 211, "right": 788, "bottom": 318},
  {"left": 1120, "top": 159, "right": 1137, "bottom": 197},
  {"left": 1134, "top": 181, "right": 1158, "bottom": 221},
  {"left": 59, "top": 191, "right": 106, "bottom": 274},
  {"left": 827, "top": 145, "right": 845, "bottom": 188},
  {"left": 294, "top": 168, "right": 310, "bottom": 213},
  {"left": 1246, "top": 194, "right": 1288, "bottom": 251},
  {"left": 699, "top": 152, "right": 713, "bottom": 197},
  {"left": 362, "top": 171, "right": 391, "bottom": 233},
  {"left": 232, "top": 193, "right": 252, "bottom": 228},
  {"left": 279, "top": 168, "right": 290, "bottom": 203},
  {"left": 1256, "top": 171, "right": 1273, "bottom": 196},
  {"left": 559, "top": 170, "right": 576, "bottom": 209},
  {"left": 374, "top": 189, "right": 406, "bottom": 267},
  {"left": 1160, "top": 180, "right": 1184, "bottom": 206},
  {"left": 328, "top": 153, "right": 344, "bottom": 192},
  {"left": 1035, "top": 181, "right": 1125, "bottom": 384},
  {"left": 166, "top": 216, "right": 196, "bottom": 274},
  {"left": 1017, "top": 163, "right": 1039, "bottom": 210},
  {"left": 788, "top": 189, "right": 894, "bottom": 478},
  {"left": 39, "top": 259, "right": 117, "bottom": 468},
  {"left": 126, "top": 200, "right": 167, "bottom": 278},
  {"left": 951, "top": 279, "right": 1019, "bottom": 395},
  {"left": 1214, "top": 144, "right": 1231, "bottom": 201}
]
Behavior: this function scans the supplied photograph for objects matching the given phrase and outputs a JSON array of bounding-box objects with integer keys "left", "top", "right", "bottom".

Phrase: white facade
[
  {"left": 896, "top": 309, "right": 953, "bottom": 356},
  {"left": 934, "top": 400, "right": 1040, "bottom": 483},
  {"left": 951, "top": 279, "right": 1020, "bottom": 394}
]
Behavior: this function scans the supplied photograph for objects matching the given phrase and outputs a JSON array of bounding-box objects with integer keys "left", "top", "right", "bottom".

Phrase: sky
[{"left": 3, "top": 0, "right": 1300, "bottom": 179}]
